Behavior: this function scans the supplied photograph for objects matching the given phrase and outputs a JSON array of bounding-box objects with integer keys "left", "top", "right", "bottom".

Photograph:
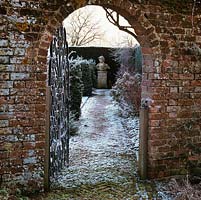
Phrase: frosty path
[
  {"left": 55, "top": 89, "right": 139, "bottom": 188},
  {"left": 39, "top": 90, "right": 161, "bottom": 199}
]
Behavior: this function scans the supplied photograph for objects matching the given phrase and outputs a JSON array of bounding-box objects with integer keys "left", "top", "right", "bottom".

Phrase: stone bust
[{"left": 96, "top": 56, "right": 110, "bottom": 71}]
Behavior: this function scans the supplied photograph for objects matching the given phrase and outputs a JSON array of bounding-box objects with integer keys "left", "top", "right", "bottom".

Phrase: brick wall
[
  {"left": 140, "top": 3, "right": 201, "bottom": 178},
  {"left": 0, "top": 0, "right": 200, "bottom": 191}
]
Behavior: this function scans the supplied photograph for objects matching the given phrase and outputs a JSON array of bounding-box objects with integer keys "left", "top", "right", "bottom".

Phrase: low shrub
[
  {"left": 111, "top": 46, "right": 142, "bottom": 116},
  {"left": 111, "top": 72, "right": 141, "bottom": 116},
  {"left": 160, "top": 178, "right": 201, "bottom": 200}
]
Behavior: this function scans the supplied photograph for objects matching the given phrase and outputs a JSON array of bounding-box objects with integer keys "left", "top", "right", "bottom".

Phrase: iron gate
[{"left": 48, "top": 27, "right": 70, "bottom": 179}]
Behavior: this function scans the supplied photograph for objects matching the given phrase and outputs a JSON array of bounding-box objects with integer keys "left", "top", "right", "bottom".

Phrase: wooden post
[
  {"left": 44, "top": 86, "right": 51, "bottom": 191},
  {"left": 139, "top": 103, "right": 149, "bottom": 179}
]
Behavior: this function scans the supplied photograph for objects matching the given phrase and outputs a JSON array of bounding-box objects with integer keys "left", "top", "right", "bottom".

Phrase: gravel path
[
  {"left": 41, "top": 89, "right": 162, "bottom": 199},
  {"left": 54, "top": 89, "right": 139, "bottom": 188}
]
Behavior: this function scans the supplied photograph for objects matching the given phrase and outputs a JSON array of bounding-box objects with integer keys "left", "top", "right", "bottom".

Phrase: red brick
[
  {"left": 179, "top": 74, "right": 194, "bottom": 80},
  {"left": 149, "top": 120, "right": 161, "bottom": 127},
  {"left": 142, "top": 47, "right": 153, "bottom": 54},
  {"left": 1, "top": 0, "right": 201, "bottom": 191},
  {"left": 191, "top": 80, "right": 201, "bottom": 86},
  {"left": 38, "top": 48, "right": 48, "bottom": 57}
]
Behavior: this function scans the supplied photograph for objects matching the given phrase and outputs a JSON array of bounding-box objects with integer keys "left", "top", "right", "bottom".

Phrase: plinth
[{"left": 97, "top": 71, "right": 108, "bottom": 89}]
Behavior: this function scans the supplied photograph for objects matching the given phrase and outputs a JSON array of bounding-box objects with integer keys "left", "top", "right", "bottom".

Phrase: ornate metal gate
[{"left": 48, "top": 27, "right": 70, "bottom": 179}]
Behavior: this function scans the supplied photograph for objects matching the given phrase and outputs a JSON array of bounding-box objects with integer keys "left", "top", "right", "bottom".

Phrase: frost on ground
[
  {"left": 53, "top": 89, "right": 138, "bottom": 187},
  {"left": 48, "top": 89, "right": 161, "bottom": 199},
  {"left": 2, "top": 90, "right": 199, "bottom": 200}
]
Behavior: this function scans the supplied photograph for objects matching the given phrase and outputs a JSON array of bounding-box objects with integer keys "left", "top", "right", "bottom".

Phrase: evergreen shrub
[
  {"left": 80, "top": 59, "right": 96, "bottom": 96},
  {"left": 69, "top": 57, "right": 83, "bottom": 120}
]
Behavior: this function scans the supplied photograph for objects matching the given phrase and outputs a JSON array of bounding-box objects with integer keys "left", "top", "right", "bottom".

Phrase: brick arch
[
  {"left": 37, "top": 1, "right": 159, "bottom": 179},
  {"left": 1, "top": 0, "right": 200, "bottom": 192},
  {"left": 38, "top": 0, "right": 159, "bottom": 53},
  {"left": 37, "top": 0, "right": 159, "bottom": 100},
  {"left": 36, "top": 0, "right": 161, "bottom": 183}
]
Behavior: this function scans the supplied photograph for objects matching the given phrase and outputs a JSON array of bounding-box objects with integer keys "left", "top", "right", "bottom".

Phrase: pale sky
[{"left": 63, "top": 5, "right": 138, "bottom": 47}]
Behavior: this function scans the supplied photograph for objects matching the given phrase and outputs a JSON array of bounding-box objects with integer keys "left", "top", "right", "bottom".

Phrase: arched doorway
[
  {"left": 39, "top": 0, "right": 157, "bottom": 190},
  {"left": 1, "top": 0, "right": 200, "bottom": 195}
]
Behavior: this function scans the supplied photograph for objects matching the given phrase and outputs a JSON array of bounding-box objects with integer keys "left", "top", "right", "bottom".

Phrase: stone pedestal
[{"left": 97, "top": 71, "right": 108, "bottom": 89}]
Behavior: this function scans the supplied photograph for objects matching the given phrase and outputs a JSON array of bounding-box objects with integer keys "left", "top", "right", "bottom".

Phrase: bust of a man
[{"left": 96, "top": 56, "right": 110, "bottom": 71}]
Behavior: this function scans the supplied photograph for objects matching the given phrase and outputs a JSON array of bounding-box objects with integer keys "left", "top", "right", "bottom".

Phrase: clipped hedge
[
  {"left": 69, "top": 58, "right": 83, "bottom": 120},
  {"left": 69, "top": 55, "right": 96, "bottom": 119},
  {"left": 80, "top": 59, "right": 96, "bottom": 96},
  {"left": 88, "top": 59, "right": 97, "bottom": 88}
]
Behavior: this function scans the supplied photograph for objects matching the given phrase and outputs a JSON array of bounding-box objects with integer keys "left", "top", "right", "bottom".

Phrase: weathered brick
[
  {"left": 11, "top": 73, "right": 29, "bottom": 80},
  {"left": 0, "top": 135, "right": 18, "bottom": 142},
  {"left": 0, "top": 120, "right": 9, "bottom": 127},
  {"left": 0, "top": 128, "right": 12, "bottom": 134},
  {"left": 0, "top": 39, "right": 9, "bottom": 47},
  {"left": 0, "top": 56, "right": 9, "bottom": 63},
  {"left": 167, "top": 106, "right": 181, "bottom": 113},
  {"left": 168, "top": 99, "right": 177, "bottom": 106},
  {"left": 23, "top": 157, "right": 37, "bottom": 164},
  {"left": 14, "top": 48, "right": 26, "bottom": 56},
  {"left": 170, "top": 87, "right": 178, "bottom": 93},
  {"left": 149, "top": 120, "right": 161, "bottom": 127},
  {"left": 0, "top": 48, "right": 13, "bottom": 56},
  {"left": 195, "top": 74, "right": 201, "bottom": 79},
  {"left": 195, "top": 87, "right": 201, "bottom": 92},
  {"left": 0, "top": 64, "right": 14, "bottom": 72},
  {"left": 190, "top": 93, "right": 201, "bottom": 99},
  {"left": 0, "top": 81, "right": 13, "bottom": 88},
  {"left": 24, "top": 134, "right": 35, "bottom": 142},
  {"left": 0, "top": 89, "right": 9, "bottom": 95},
  {"left": 13, "top": 81, "right": 26, "bottom": 88}
]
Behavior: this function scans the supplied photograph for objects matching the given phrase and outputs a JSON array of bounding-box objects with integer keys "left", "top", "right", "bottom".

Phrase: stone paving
[{"left": 33, "top": 90, "right": 164, "bottom": 200}]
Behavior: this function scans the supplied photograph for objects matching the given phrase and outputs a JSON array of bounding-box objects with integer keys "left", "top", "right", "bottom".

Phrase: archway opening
[
  {"left": 43, "top": 1, "right": 155, "bottom": 197},
  {"left": 45, "top": 3, "right": 148, "bottom": 194}
]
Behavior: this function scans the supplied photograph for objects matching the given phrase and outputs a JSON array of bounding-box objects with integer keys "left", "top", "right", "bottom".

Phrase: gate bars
[{"left": 45, "top": 27, "right": 70, "bottom": 190}]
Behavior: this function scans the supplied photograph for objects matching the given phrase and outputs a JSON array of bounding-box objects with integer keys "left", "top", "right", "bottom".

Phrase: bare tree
[
  {"left": 121, "top": 35, "right": 138, "bottom": 47},
  {"left": 113, "top": 34, "right": 138, "bottom": 47},
  {"left": 103, "top": 7, "right": 137, "bottom": 40},
  {"left": 64, "top": 9, "right": 104, "bottom": 46}
]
